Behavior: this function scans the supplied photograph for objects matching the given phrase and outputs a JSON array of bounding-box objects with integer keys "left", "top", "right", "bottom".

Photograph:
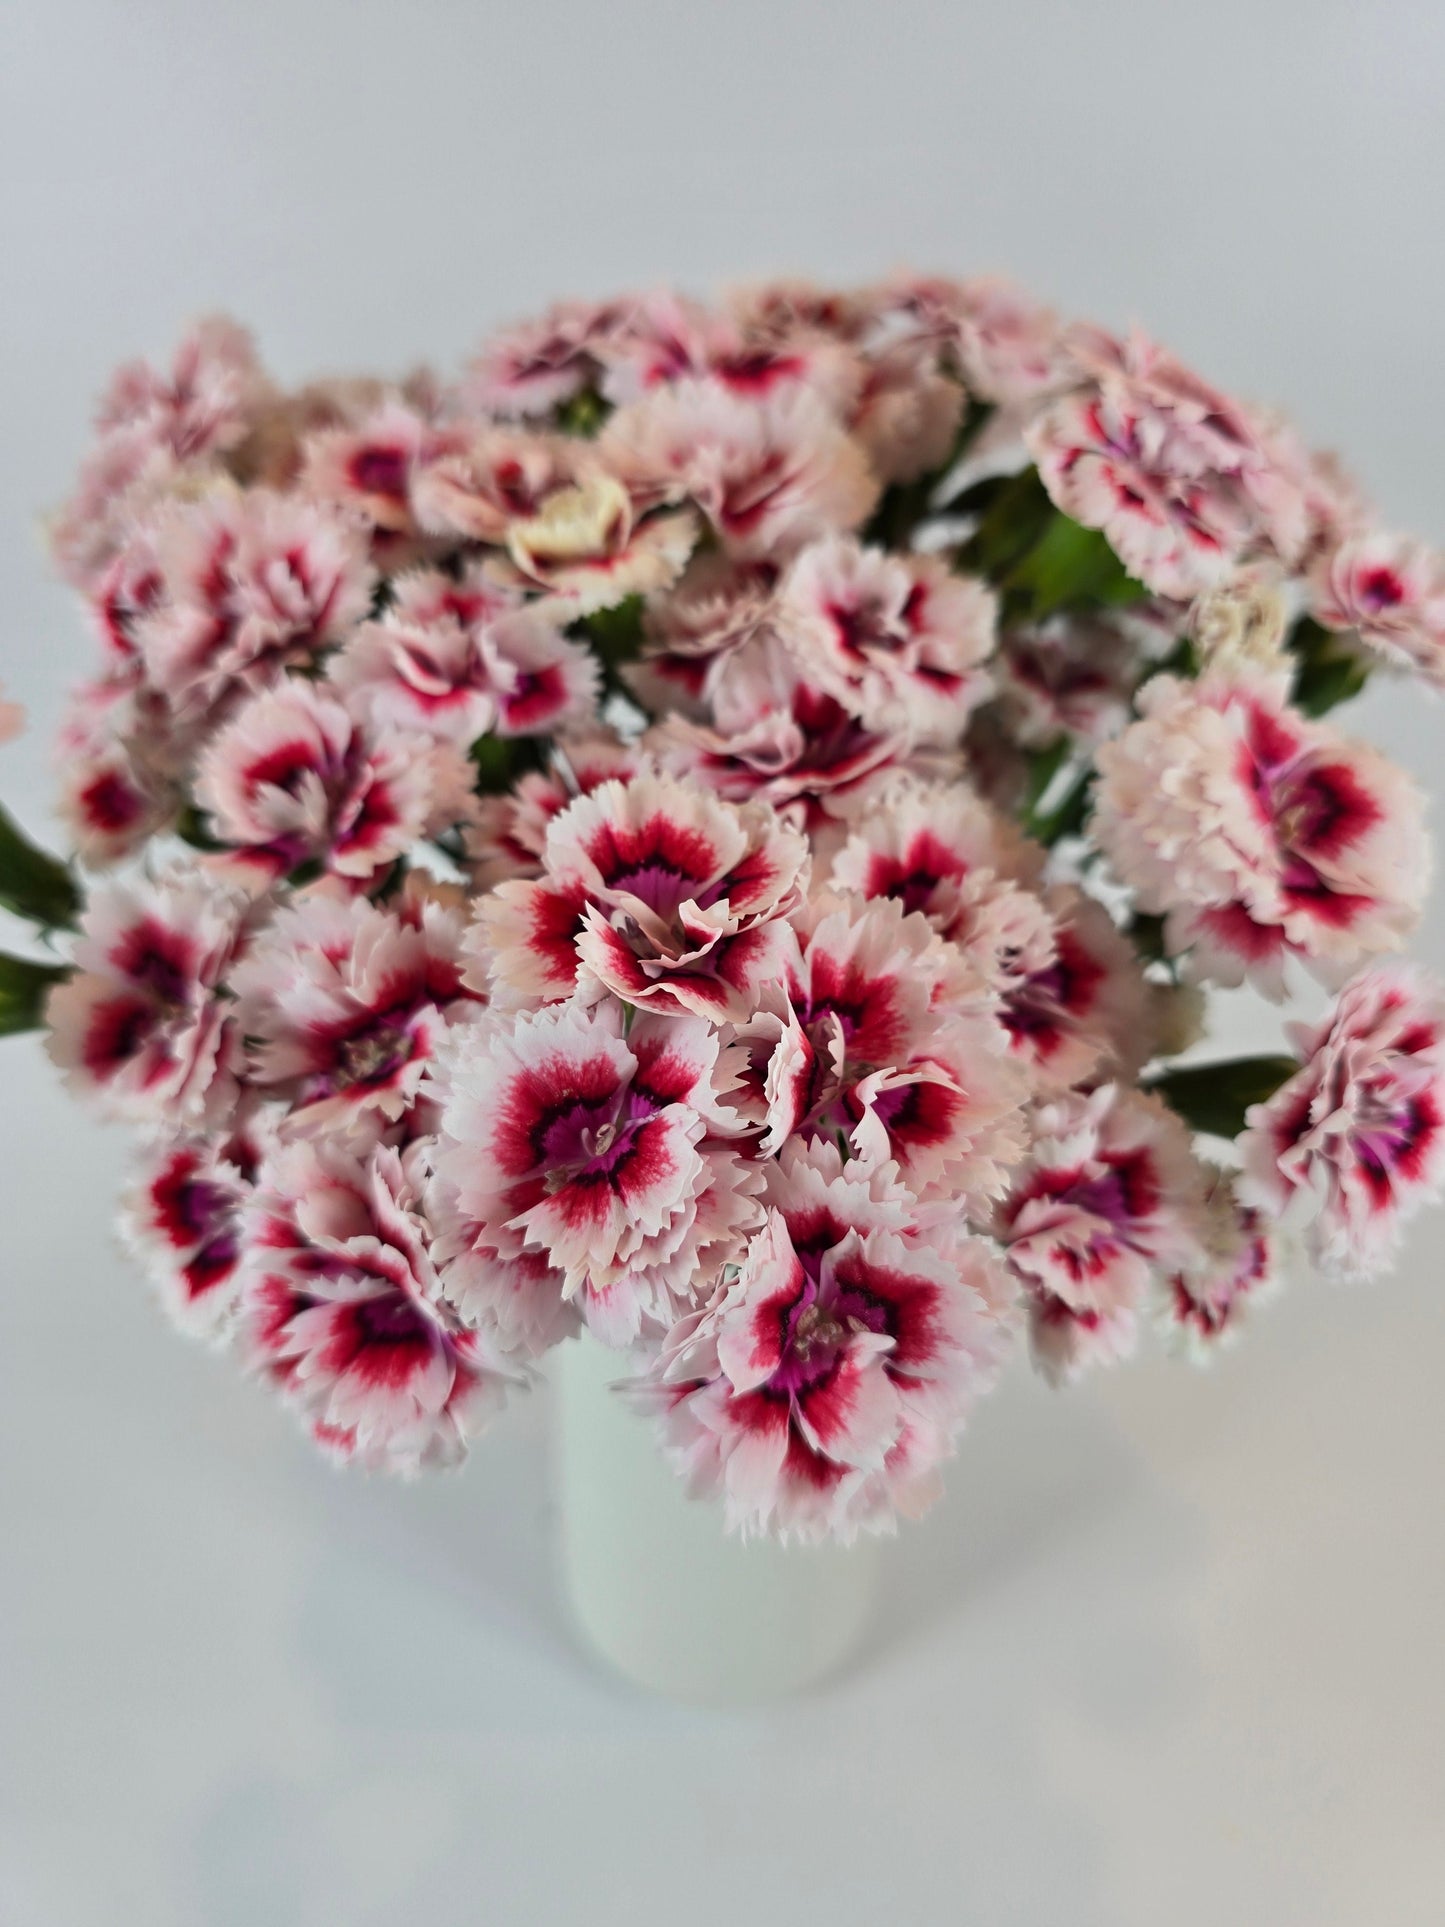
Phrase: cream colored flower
[{"left": 1190, "top": 575, "right": 1289, "bottom": 670}]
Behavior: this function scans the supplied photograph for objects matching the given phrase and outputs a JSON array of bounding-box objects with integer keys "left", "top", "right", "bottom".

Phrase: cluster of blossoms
[{"left": 4, "top": 273, "right": 1443, "bottom": 1542}]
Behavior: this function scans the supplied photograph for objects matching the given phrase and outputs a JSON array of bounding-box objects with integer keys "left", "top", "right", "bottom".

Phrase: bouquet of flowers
[{"left": 4, "top": 276, "right": 1443, "bottom": 1542}]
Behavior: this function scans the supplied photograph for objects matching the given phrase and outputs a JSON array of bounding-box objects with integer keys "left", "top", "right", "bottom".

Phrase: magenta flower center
[
  {"left": 539, "top": 1084, "right": 657, "bottom": 1186},
  {"left": 767, "top": 1253, "right": 891, "bottom": 1398},
  {"left": 350, "top": 446, "right": 408, "bottom": 504},
  {"left": 1357, "top": 566, "right": 1405, "bottom": 613}
]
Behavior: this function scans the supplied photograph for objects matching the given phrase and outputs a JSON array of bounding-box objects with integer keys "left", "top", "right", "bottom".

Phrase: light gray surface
[{"left": 2, "top": 4, "right": 1444, "bottom": 1922}]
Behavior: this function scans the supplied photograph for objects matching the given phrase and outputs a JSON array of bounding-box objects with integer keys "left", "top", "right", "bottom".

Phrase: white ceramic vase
[{"left": 554, "top": 1330, "right": 881, "bottom": 1703}]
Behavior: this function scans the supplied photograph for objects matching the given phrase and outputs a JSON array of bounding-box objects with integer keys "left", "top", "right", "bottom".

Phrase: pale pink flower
[
  {"left": 463, "top": 729, "right": 643, "bottom": 888},
  {"left": 825, "top": 776, "right": 1043, "bottom": 913},
  {"left": 238, "top": 1138, "right": 511, "bottom": 1472},
  {"left": 328, "top": 610, "right": 506, "bottom": 746},
  {"left": 53, "top": 313, "right": 274, "bottom": 590},
  {"left": 994, "top": 1085, "right": 1211, "bottom": 1383},
  {"left": 45, "top": 868, "right": 249, "bottom": 1123},
  {"left": 586, "top": 290, "right": 739, "bottom": 402},
  {"left": 1157, "top": 1169, "right": 1276, "bottom": 1358},
  {"left": 1027, "top": 381, "right": 1254, "bottom": 598},
  {"left": 54, "top": 674, "right": 181, "bottom": 867},
  {"left": 487, "top": 606, "right": 604, "bottom": 735},
  {"left": 386, "top": 563, "right": 522, "bottom": 632},
  {"left": 589, "top": 289, "right": 864, "bottom": 415},
  {"left": 300, "top": 398, "right": 455, "bottom": 550},
  {"left": 950, "top": 277, "right": 1076, "bottom": 404},
  {"left": 727, "top": 279, "right": 880, "bottom": 347},
  {"left": 826, "top": 783, "right": 1144, "bottom": 1088},
  {"left": 56, "top": 740, "right": 169, "bottom": 868},
  {"left": 954, "top": 881, "right": 1154, "bottom": 1094},
  {"left": 194, "top": 679, "right": 476, "bottom": 881},
  {"left": 85, "top": 525, "right": 166, "bottom": 669},
  {"left": 776, "top": 536, "right": 996, "bottom": 741},
  {"left": 136, "top": 490, "right": 375, "bottom": 715},
  {"left": 925, "top": 868, "right": 1056, "bottom": 991},
  {"left": 1076, "top": 330, "right": 1311, "bottom": 544},
  {"left": 992, "top": 611, "right": 1147, "bottom": 749},
  {"left": 608, "top": 1139, "right": 764, "bottom": 1342},
  {"left": 120, "top": 1101, "right": 276, "bottom": 1343},
  {"left": 230, "top": 885, "right": 483, "bottom": 1138},
  {"left": 639, "top": 1142, "right": 1014, "bottom": 1541},
  {"left": 49, "top": 427, "right": 197, "bottom": 593},
  {"left": 1295, "top": 445, "right": 1371, "bottom": 565},
  {"left": 846, "top": 338, "right": 965, "bottom": 485},
  {"left": 409, "top": 425, "right": 581, "bottom": 544},
  {"left": 883, "top": 275, "right": 1075, "bottom": 404},
  {"left": 330, "top": 584, "right": 596, "bottom": 747},
  {"left": 600, "top": 377, "right": 879, "bottom": 560},
  {"left": 707, "top": 331, "right": 864, "bottom": 416},
  {"left": 827, "top": 784, "right": 1148, "bottom": 1095},
  {"left": 1093, "top": 664, "right": 1428, "bottom": 995},
  {"left": 96, "top": 315, "right": 270, "bottom": 464},
  {"left": 427, "top": 998, "right": 755, "bottom": 1342},
  {"left": 1239, "top": 963, "right": 1445, "bottom": 1278},
  {"left": 1027, "top": 327, "right": 1309, "bottom": 599},
  {"left": 230, "top": 373, "right": 397, "bottom": 489},
  {"left": 461, "top": 299, "right": 629, "bottom": 416},
  {"left": 628, "top": 552, "right": 781, "bottom": 716},
  {"left": 1309, "top": 529, "right": 1445, "bottom": 687},
  {"left": 647, "top": 631, "right": 930, "bottom": 833},
  {"left": 0, "top": 683, "right": 23, "bottom": 746},
  {"left": 737, "top": 892, "right": 1029, "bottom": 1206},
  {"left": 433, "top": 1242, "right": 579, "bottom": 1362},
  {"left": 352, "top": 564, "right": 533, "bottom": 738},
  {"left": 1093, "top": 666, "right": 1276, "bottom": 944},
  {"left": 479, "top": 771, "right": 807, "bottom": 1019}
]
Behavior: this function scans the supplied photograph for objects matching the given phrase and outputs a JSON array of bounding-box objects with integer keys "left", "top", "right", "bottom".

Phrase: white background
[{"left": 3, "top": 4, "right": 1445, "bottom": 1922}]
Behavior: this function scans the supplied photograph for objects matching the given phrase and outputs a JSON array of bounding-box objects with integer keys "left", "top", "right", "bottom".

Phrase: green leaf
[
  {"left": 1147, "top": 1054, "right": 1299, "bottom": 1139},
  {"left": 953, "top": 464, "right": 1147, "bottom": 617},
  {"left": 1003, "top": 510, "right": 1146, "bottom": 620},
  {"left": 468, "top": 733, "right": 547, "bottom": 796},
  {"left": 470, "top": 734, "right": 521, "bottom": 794},
  {"left": 0, "top": 951, "right": 71, "bottom": 1037},
  {"left": 955, "top": 465, "right": 1057, "bottom": 579},
  {"left": 575, "top": 594, "right": 646, "bottom": 669},
  {"left": 1287, "top": 616, "right": 1371, "bottom": 716},
  {"left": 0, "top": 802, "right": 80, "bottom": 931}
]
